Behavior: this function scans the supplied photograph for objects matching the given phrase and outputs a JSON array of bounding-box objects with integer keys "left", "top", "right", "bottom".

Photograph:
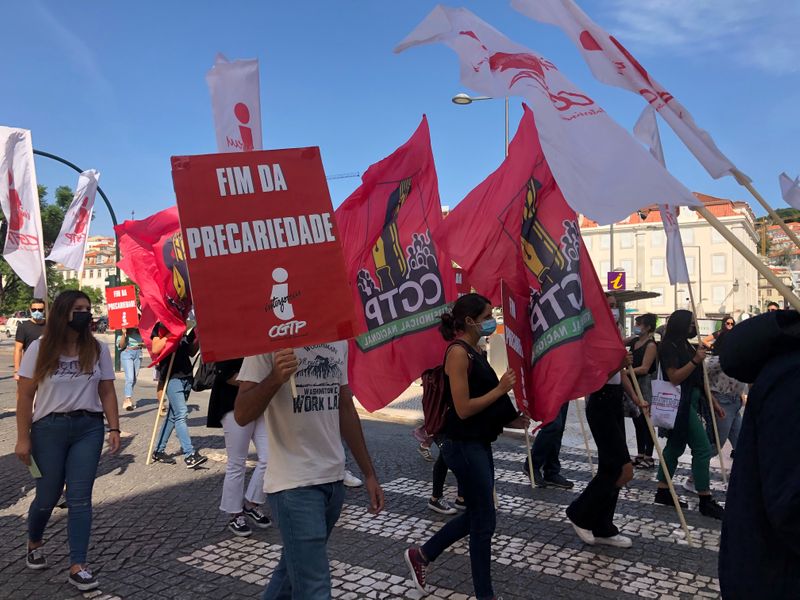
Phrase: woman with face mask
[
  {"left": 629, "top": 314, "right": 658, "bottom": 468},
  {"left": 405, "top": 293, "right": 527, "bottom": 600},
  {"left": 14, "top": 290, "right": 120, "bottom": 591},
  {"left": 654, "top": 309, "right": 724, "bottom": 519}
]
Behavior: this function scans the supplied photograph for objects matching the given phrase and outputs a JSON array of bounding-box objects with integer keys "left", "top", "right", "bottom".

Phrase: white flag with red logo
[
  {"left": 633, "top": 106, "right": 690, "bottom": 285},
  {"left": 511, "top": 0, "right": 736, "bottom": 180},
  {"left": 395, "top": 5, "right": 698, "bottom": 225},
  {"left": 46, "top": 169, "right": 99, "bottom": 271},
  {"left": 779, "top": 172, "right": 800, "bottom": 210},
  {"left": 205, "top": 54, "right": 262, "bottom": 153},
  {"left": 0, "top": 126, "right": 47, "bottom": 296}
]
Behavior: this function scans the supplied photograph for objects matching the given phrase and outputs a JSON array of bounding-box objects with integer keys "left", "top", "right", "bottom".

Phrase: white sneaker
[
  {"left": 569, "top": 520, "right": 595, "bottom": 545},
  {"left": 682, "top": 479, "right": 697, "bottom": 495},
  {"left": 594, "top": 534, "right": 633, "bottom": 548},
  {"left": 343, "top": 470, "right": 363, "bottom": 488}
]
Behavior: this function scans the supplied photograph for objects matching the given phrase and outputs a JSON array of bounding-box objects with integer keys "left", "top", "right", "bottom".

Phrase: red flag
[
  {"left": 114, "top": 207, "right": 190, "bottom": 363},
  {"left": 335, "top": 116, "right": 457, "bottom": 411},
  {"left": 435, "top": 104, "right": 625, "bottom": 424}
]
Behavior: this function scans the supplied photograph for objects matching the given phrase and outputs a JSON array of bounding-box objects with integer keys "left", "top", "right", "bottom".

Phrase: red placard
[
  {"left": 105, "top": 285, "right": 139, "bottom": 330},
  {"left": 171, "top": 147, "right": 359, "bottom": 362},
  {"left": 501, "top": 280, "right": 533, "bottom": 418}
]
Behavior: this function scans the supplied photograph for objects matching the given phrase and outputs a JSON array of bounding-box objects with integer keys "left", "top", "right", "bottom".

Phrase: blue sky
[{"left": 2, "top": 0, "right": 799, "bottom": 235}]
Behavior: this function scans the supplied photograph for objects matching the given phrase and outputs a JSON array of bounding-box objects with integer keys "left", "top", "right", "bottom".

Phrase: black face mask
[
  {"left": 687, "top": 325, "right": 697, "bottom": 339},
  {"left": 68, "top": 311, "right": 92, "bottom": 332}
]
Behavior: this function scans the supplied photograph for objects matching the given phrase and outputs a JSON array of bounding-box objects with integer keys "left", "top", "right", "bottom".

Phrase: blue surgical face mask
[
  {"left": 479, "top": 318, "right": 497, "bottom": 336},
  {"left": 31, "top": 310, "right": 44, "bottom": 320},
  {"left": 633, "top": 326, "right": 642, "bottom": 335}
]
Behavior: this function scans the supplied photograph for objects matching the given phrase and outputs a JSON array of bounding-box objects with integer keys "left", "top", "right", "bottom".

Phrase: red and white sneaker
[{"left": 404, "top": 546, "right": 428, "bottom": 593}]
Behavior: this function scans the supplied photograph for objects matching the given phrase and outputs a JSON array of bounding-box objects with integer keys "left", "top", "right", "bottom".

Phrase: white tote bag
[{"left": 650, "top": 363, "right": 681, "bottom": 430}]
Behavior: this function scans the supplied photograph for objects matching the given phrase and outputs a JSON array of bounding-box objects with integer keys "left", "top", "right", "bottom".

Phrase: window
[
  {"left": 686, "top": 255, "right": 696, "bottom": 276},
  {"left": 681, "top": 227, "right": 694, "bottom": 244},
  {"left": 651, "top": 287, "right": 664, "bottom": 306},
  {"left": 651, "top": 258, "right": 665, "bottom": 277},
  {"left": 712, "top": 228, "right": 725, "bottom": 244},
  {"left": 712, "top": 285, "right": 726, "bottom": 305},
  {"left": 651, "top": 230, "right": 666, "bottom": 248},
  {"left": 621, "top": 260, "right": 633, "bottom": 275},
  {"left": 600, "top": 261, "right": 610, "bottom": 276},
  {"left": 619, "top": 232, "right": 633, "bottom": 249},
  {"left": 712, "top": 254, "right": 727, "bottom": 274},
  {"left": 600, "top": 234, "right": 610, "bottom": 249},
  {"left": 88, "top": 269, "right": 94, "bottom": 278}
]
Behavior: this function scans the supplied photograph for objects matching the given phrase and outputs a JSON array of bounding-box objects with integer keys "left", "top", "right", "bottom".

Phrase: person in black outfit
[
  {"left": 521, "top": 402, "right": 573, "bottom": 488},
  {"left": 404, "top": 294, "right": 526, "bottom": 600},
  {"left": 718, "top": 310, "right": 800, "bottom": 599},
  {"left": 150, "top": 324, "right": 207, "bottom": 469},
  {"left": 14, "top": 299, "right": 47, "bottom": 381},
  {"left": 629, "top": 313, "right": 658, "bottom": 468},
  {"left": 566, "top": 293, "right": 637, "bottom": 548}
]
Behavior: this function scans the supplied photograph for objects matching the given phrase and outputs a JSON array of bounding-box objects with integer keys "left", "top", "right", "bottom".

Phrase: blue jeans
[
  {"left": 711, "top": 392, "right": 743, "bottom": 455},
  {"left": 263, "top": 482, "right": 345, "bottom": 599},
  {"left": 422, "top": 439, "right": 496, "bottom": 600},
  {"left": 28, "top": 412, "right": 105, "bottom": 565},
  {"left": 155, "top": 377, "right": 194, "bottom": 457},
  {"left": 120, "top": 348, "right": 142, "bottom": 398},
  {"left": 529, "top": 402, "right": 569, "bottom": 477}
]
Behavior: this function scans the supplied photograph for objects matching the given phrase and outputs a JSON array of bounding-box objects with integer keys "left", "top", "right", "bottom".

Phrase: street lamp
[{"left": 451, "top": 93, "right": 510, "bottom": 157}]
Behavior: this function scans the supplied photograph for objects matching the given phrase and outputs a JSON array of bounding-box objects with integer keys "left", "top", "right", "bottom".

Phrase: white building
[
  {"left": 53, "top": 235, "right": 117, "bottom": 289},
  {"left": 580, "top": 194, "right": 760, "bottom": 320}
]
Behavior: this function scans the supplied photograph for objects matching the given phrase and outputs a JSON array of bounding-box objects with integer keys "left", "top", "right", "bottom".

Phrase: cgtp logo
[
  {"left": 65, "top": 196, "right": 91, "bottom": 243},
  {"left": 5, "top": 170, "right": 38, "bottom": 248},
  {"left": 225, "top": 102, "right": 255, "bottom": 151},
  {"left": 268, "top": 267, "right": 307, "bottom": 339}
]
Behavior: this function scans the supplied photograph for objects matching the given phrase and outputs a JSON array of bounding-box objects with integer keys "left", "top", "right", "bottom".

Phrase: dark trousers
[
  {"left": 525, "top": 402, "right": 569, "bottom": 477},
  {"left": 633, "top": 412, "right": 654, "bottom": 457},
  {"left": 432, "top": 440, "right": 463, "bottom": 499},
  {"left": 567, "top": 385, "right": 630, "bottom": 538},
  {"left": 422, "top": 439, "right": 496, "bottom": 600}
]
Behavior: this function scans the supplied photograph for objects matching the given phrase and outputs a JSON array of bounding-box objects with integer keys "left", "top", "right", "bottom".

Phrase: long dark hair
[
  {"left": 439, "top": 293, "right": 491, "bottom": 341},
  {"left": 662, "top": 309, "right": 693, "bottom": 344},
  {"left": 33, "top": 290, "right": 98, "bottom": 385}
]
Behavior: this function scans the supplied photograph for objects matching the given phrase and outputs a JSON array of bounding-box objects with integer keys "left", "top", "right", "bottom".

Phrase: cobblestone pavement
[{"left": 0, "top": 339, "right": 723, "bottom": 599}]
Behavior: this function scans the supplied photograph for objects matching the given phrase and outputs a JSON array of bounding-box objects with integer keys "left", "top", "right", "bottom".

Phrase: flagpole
[
  {"left": 145, "top": 353, "right": 176, "bottom": 465},
  {"left": 575, "top": 397, "right": 595, "bottom": 476},
  {"left": 687, "top": 283, "right": 727, "bottom": 484},
  {"left": 524, "top": 426, "right": 536, "bottom": 492},
  {"left": 693, "top": 206, "right": 800, "bottom": 311},
  {"left": 626, "top": 366, "right": 694, "bottom": 547},
  {"left": 733, "top": 169, "right": 800, "bottom": 250}
]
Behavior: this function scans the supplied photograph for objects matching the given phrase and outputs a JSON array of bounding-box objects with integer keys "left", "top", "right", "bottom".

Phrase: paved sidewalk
[{"left": 0, "top": 339, "right": 723, "bottom": 599}]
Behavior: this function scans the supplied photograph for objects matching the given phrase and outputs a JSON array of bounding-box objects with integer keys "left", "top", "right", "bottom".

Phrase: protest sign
[
  {"left": 171, "top": 147, "right": 358, "bottom": 362},
  {"left": 105, "top": 285, "right": 139, "bottom": 330}
]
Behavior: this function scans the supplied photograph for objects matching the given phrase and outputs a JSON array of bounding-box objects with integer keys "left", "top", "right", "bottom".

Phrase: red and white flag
[
  {"left": 511, "top": 0, "right": 736, "bottom": 180},
  {"left": 395, "top": 6, "right": 698, "bottom": 225},
  {"left": 205, "top": 54, "right": 262, "bottom": 153},
  {"left": 46, "top": 169, "right": 99, "bottom": 271},
  {"left": 0, "top": 126, "right": 47, "bottom": 296},
  {"left": 633, "top": 106, "right": 690, "bottom": 285},
  {"left": 779, "top": 172, "right": 800, "bottom": 210}
]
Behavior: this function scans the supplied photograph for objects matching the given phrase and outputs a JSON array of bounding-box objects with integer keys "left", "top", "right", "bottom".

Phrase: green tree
[{"left": 49, "top": 270, "right": 104, "bottom": 311}]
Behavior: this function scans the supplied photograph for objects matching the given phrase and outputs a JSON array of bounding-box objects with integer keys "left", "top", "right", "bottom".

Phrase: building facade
[
  {"left": 53, "top": 235, "right": 117, "bottom": 293},
  {"left": 580, "top": 194, "right": 761, "bottom": 321}
]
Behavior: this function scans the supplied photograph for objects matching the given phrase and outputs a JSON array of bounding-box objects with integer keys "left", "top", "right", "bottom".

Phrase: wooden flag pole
[
  {"left": 627, "top": 366, "right": 694, "bottom": 547},
  {"left": 687, "top": 284, "right": 728, "bottom": 484},
  {"left": 524, "top": 426, "right": 536, "bottom": 492},
  {"left": 693, "top": 206, "right": 800, "bottom": 312},
  {"left": 733, "top": 169, "right": 800, "bottom": 250},
  {"left": 575, "top": 397, "right": 595, "bottom": 476},
  {"left": 145, "top": 352, "right": 176, "bottom": 465}
]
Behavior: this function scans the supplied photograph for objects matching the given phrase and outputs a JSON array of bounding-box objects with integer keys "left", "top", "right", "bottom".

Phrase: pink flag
[
  {"left": 511, "top": 0, "right": 735, "bottom": 179},
  {"left": 395, "top": 5, "right": 698, "bottom": 225},
  {"left": 46, "top": 170, "right": 99, "bottom": 271},
  {"left": 206, "top": 54, "right": 262, "bottom": 153},
  {"left": 0, "top": 126, "right": 47, "bottom": 297},
  {"left": 435, "top": 105, "right": 625, "bottom": 424},
  {"left": 335, "top": 117, "right": 457, "bottom": 411},
  {"left": 633, "top": 106, "right": 690, "bottom": 285}
]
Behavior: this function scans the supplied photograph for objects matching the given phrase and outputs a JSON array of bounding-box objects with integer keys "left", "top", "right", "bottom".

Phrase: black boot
[
  {"left": 699, "top": 495, "right": 724, "bottom": 520},
  {"left": 654, "top": 487, "right": 688, "bottom": 508}
]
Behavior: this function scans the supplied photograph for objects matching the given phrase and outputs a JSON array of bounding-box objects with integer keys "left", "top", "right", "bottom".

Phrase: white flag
[
  {"left": 46, "top": 169, "right": 99, "bottom": 271},
  {"left": 511, "top": 0, "right": 736, "bottom": 180},
  {"left": 633, "top": 106, "right": 690, "bottom": 285},
  {"left": 205, "top": 54, "right": 262, "bottom": 153},
  {"left": 779, "top": 172, "right": 800, "bottom": 210},
  {"left": 0, "top": 126, "right": 47, "bottom": 296},
  {"left": 395, "top": 5, "right": 699, "bottom": 225}
]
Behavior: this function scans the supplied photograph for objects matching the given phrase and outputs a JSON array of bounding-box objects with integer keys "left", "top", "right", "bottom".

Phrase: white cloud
[{"left": 602, "top": 0, "right": 800, "bottom": 74}]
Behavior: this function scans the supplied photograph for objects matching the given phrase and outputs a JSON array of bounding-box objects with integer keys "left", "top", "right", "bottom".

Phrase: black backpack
[{"left": 192, "top": 358, "right": 218, "bottom": 392}]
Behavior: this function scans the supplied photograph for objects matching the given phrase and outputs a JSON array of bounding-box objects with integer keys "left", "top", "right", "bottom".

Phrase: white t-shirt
[
  {"left": 19, "top": 339, "right": 115, "bottom": 422},
  {"left": 238, "top": 342, "right": 348, "bottom": 494}
]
